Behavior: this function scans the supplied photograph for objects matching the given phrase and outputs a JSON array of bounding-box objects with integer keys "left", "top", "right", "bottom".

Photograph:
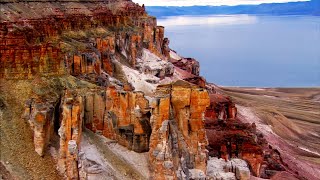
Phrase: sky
[{"left": 132, "top": 0, "right": 310, "bottom": 6}]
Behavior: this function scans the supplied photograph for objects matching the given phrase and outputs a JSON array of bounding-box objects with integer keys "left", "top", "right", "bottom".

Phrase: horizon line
[{"left": 133, "top": 0, "right": 310, "bottom": 7}]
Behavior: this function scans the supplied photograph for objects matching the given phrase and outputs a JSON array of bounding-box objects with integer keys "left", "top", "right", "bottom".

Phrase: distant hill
[{"left": 146, "top": 0, "right": 320, "bottom": 17}]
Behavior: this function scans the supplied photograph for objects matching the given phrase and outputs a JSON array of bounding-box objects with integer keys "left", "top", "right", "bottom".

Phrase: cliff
[{"left": 1, "top": 0, "right": 319, "bottom": 180}]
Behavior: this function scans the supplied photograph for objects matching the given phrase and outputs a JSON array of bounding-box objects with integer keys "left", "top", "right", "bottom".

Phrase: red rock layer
[
  {"left": 205, "top": 94, "right": 237, "bottom": 121},
  {"left": 0, "top": 1, "right": 168, "bottom": 80},
  {"left": 0, "top": 45, "right": 64, "bottom": 79},
  {"left": 171, "top": 57, "right": 200, "bottom": 76},
  {"left": 168, "top": 50, "right": 207, "bottom": 87},
  {"left": 205, "top": 93, "right": 286, "bottom": 178}
]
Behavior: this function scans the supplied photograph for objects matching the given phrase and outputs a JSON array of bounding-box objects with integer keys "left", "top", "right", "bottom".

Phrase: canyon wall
[
  {"left": 149, "top": 81, "right": 210, "bottom": 179},
  {"left": 0, "top": 0, "right": 168, "bottom": 81},
  {"left": 0, "top": 1, "right": 296, "bottom": 180},
  {"left": 21, "top": 80, "right": 211, "bottom": 179}
]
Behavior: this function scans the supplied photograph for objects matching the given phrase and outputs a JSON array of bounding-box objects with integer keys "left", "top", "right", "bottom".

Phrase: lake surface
[{"left": 158, "top": 15, "right": 320, "bottom": 87}]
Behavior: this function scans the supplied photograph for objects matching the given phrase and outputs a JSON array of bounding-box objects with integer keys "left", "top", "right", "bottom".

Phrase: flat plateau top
[{"left": 0, "top": 0, "right": 141, "bottom": 22}]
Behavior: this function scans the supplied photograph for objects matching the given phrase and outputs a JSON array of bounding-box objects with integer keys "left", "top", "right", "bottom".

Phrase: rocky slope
[{"left": 0, "top": 0, "right": 319, "bottom": 180}]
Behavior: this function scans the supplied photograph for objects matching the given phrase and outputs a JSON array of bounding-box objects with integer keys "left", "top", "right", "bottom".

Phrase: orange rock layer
[
  {"left": 82, "top": 87, "right": 152, "bottom": 152},
  {"left": 4, "top": 1, "right": 290, "bottom": 179},
  {"left": 58, "top": 90, "right": 84, "bottom": 179},
  {"left": 149, "top": 81, "right": 210, "bottom": 179}
]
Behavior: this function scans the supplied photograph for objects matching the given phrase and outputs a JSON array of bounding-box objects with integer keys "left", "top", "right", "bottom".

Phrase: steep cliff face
[
  {"left": 22, "top": 99, "right": 56, "bottom": 156},
  {"left": 83, "top": 86, "right": 152, "bottom": 152},
  {"left": 58, "top": 90, "right": 84, "bottom": 179},
  {"left": 0, "top": 0, "right": 167, "bottom": 83},
  {"left": 1, "top": 1, "right": 312, "bottom": 180},
  {"left": 104, "top": 87, "right": 151, "bottom": 152},
  {"left": 204, "top": 89, "right": 287, "bottom": 179},
  {"left": 20, "top": 80, "right": 210, "bottom": 179},
  {"left": 149, "top": 81, "right": 210, "bottom": 179}
]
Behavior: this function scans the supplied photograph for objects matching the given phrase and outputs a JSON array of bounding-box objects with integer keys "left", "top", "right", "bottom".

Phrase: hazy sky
[{"left": 132, "top": 0, "right": 309, "bottom": 6}]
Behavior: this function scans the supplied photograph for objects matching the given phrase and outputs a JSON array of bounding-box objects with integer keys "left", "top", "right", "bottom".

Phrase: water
[{"left": 158, "top": 15, "right": 320, "bottom": 87}]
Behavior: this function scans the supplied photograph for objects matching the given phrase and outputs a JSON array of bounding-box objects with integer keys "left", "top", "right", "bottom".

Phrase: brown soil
[
  {"left": 220, "top": 87, "right": 320, "bottom": 179},
  {"left": 221, "top": 87, "right": 320, "bottom": 145},
  {"left": 0, "top": 162, "right": 14, "bottom": 180},
  {"left": 0, "top": 76, "right": 97, "bottom": 179}
]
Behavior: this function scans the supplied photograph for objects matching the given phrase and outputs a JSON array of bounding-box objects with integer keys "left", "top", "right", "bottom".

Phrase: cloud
[{"left": 132, "top": 0, "right": 309, "bottom": 6}]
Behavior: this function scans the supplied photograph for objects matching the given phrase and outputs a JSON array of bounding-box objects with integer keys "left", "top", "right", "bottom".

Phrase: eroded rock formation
[
  {"left": 58, "top": 90, "right": 84, "bottom": 179},
  {"left": 22, "top": 98, "right": 57, "bottom": 156},
  {"left": 22, "top": 89, "right": 85, "bottom": 179},
  {"left": 207, "top": 157, "right": 251, "bottom": 180},
  {"left": 103, "top": 87, "right": 151, "bottom": 152},
  {"left": 205, "top": 92, "right": 286, "bottom": 179},
  {"left": 0, "top": 1, "right": 308, "bottom": 180},
  {"left": 206, "top": 94, "right": 237, "bottom": 121},
  {"left": 149, "top": 81, "right": 210, "bottom": 179},
  {"left": 0, "top": 0, "right": 169, "bottom": 82},
  {"left": 171, "top": 58, "right": 200, "bottom": 76}
]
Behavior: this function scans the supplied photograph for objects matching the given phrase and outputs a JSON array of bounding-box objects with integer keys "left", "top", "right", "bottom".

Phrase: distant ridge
[{"left": 146, "top": 0, "right": 320, "bottom": 17}]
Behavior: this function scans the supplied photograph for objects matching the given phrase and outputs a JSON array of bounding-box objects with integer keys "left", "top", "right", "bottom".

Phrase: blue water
[{"left": 158, "top": 15, "right": 320, "bottom": 87}]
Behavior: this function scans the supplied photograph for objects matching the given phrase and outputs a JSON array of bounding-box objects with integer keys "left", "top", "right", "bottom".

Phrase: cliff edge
[{"left": 1, "top": 0, "right": 319, "bottom": 180}]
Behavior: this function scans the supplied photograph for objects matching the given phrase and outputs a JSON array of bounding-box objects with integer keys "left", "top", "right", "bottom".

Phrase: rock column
[
  {"left": 58, "top": 90, "right": 84, "bottom": 179},
  {"left": 149, "top": 80, "right": 210, "bottom": 179}
]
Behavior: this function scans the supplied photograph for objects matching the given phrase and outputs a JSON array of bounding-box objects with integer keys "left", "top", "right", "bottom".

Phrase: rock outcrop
[
  {"left": 171, "top": 58, "right": 200, "bottom": 76},
  {"left": 0, "top": 0, "right": 169, "bottom": 82},
  {"left": 206, "top": 94, "right": 237, "bottom": 121},
  {"left": 149, "top": 81, "right": 210, "bottom": 179},
  {"left": 207, "top": 157, "right": 251, "bottom": 180},
  {"left": 58, "top": 90, "right": 84, "bottom": 179},
  {"left": 103, "top": 87, "right": 151, "bottom": 152},
  {"left": 205, "top": 91, "right": 286, "bottom": 179},
  {"left": 1, "top": 1, "right": 303, "bottom": 180},
  {"left": 162, "top": 37, "right": 171, "bottom": 59},
  {"left": 22, "top": 89, "right": 85, "bottom": 179},
  {"left": 22, "top": 99, "right": 58, "bottom": 156}
]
